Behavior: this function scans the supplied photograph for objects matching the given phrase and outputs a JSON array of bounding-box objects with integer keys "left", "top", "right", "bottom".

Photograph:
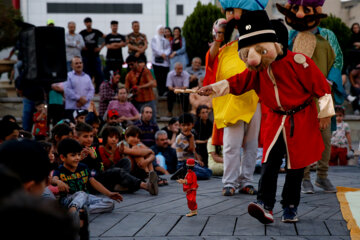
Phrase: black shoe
[{"left": 171, "top": 167, "right": 186, "bottom": 180}]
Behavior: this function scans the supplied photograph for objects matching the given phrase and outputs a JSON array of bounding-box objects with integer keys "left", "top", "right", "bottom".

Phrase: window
[
  {"left": 176, "top": 4, "right": 184, "bottom": 15},
  {"left": 47, "top": 3, "right": 142, "bottom": 14}
]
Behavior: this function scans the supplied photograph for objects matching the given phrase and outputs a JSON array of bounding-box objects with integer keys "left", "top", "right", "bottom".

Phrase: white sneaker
[{"left": 347, "top": 95, "right": 356, "bottom": 103}]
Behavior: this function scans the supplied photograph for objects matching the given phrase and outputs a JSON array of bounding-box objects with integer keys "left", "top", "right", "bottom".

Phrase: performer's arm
[{"left": 208, "top": 70, "right": 254, "bottom": 97}]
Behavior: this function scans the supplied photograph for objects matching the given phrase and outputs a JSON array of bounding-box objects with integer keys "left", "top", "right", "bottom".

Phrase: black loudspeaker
[{"left": 20, "top": 26, "right": 67, "bottom": 84}]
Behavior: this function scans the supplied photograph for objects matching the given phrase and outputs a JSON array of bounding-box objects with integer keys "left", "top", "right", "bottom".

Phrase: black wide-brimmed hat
[{"left": 238, "top": 10, "right": 277, "bottom": 50}]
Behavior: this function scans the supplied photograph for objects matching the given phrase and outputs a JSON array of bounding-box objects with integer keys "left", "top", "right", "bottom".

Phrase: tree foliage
[
  {"left": 182, "top": 1, "right": 224, "bottom": 64},
  {"left": 0, "top": 3, "right": 23, "bottom": 51}
]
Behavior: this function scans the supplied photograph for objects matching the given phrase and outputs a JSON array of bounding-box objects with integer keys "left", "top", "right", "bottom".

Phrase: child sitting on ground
[
  {"left": 172, "top": 113, "right": 212, "bottom": 180},
  {"left": 75, "top": 122, "right": 104, "bottom": 177},
  {"left": 97, "top": 126, "right": 158, "bottom": 195},
  {"left": 73, "top": 109, "right": 88, "bottom": 125},
  {"left": 330, "top": 106, "right": 352, "bottom": 166},
  {"left": 33, "top": 101, "right": 48, "bottom": 141},
  {"left": 51, "top": 138, "right": 122, "bottom": 233},
  {"left": 207, "top": 136, "right": 224, "bottom": 176},
  {"left": 121, "top": 125, "right": 159, "bottom": 184},
  {"left": 86, "top": 112, "right": 102, "bottom": 148}
]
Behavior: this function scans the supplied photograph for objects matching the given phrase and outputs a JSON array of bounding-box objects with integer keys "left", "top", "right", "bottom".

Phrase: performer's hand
[
  {"left": 214, "top": 31, "right": 224, "bottom": 43},
  {"left": 197, "top": 160, "right": 204, "bottom": 167},
  {"left": 319, "top": 117, "right": 331, "bottom": 130},
  {"left": 197, "top": 86, "right": 215, "bottom": 96}
]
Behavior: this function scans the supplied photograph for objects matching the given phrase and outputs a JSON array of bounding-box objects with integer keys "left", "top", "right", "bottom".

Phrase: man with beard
[
  {"left": 203, "top": 0, "right": 268, "bottom": 196},
  {"left": 276, "top": 0, "right": 343, "bottom": 194},
  {"left": 199, "top": 10, "right": 334, "bottom": 224},
  {"left": 99, "top": 109, "right": 124, "bottom": 137}
]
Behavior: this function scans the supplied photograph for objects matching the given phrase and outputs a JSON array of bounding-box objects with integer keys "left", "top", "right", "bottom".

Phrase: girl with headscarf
[{"left": 151, "top": 25, "right": 171, "bottom": 96}]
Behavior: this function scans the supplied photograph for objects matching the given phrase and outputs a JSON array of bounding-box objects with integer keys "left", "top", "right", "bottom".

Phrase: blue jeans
[
  {"left": 22, "top": 98, "right": 36, "bottom": 132},
  {"left": 60, "top": 191, "right": 114, "bottom": 214},
  {"left": 177, "top": 161, "right": 212, "bottom": 180}
]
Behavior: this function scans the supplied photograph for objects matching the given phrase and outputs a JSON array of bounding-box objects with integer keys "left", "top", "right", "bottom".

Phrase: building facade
[{"left": 18, "top": 0, "right": 214, "bottom": 61}]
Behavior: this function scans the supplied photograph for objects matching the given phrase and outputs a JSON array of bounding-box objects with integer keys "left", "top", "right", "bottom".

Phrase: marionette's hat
[
  {"left": 287, "top": 0, "right": 325, "bottom": 7},
  {"left": 186, "top": 159, "right": 195, "bottom": 166},
  {"left": 237, "top": 10, "right": 277, "bottom": 50}
]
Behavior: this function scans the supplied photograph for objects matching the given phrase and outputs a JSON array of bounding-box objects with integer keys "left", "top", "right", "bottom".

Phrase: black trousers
[
  {"left": 167, "top": 91, "right": 189, "bottom": 113},
  {"left": 257, "top": 134, "right": 304, "bottom": 210},
  {"left": 95, "top": 158, "right": 141, "bottom": 193},
  {"left": 153, "top": 64, "right": 169, "bottom": 96}
]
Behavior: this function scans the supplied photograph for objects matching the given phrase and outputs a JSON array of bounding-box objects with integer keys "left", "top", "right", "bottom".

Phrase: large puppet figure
[
  {"left": 199, "top": 10, "right": 334, "bottom": 224},
  {"left": 276, "top": 0, "right": 343, "bottom": 194},
  {"left": 203, "top": 0, "right": 268, "bottom": 197}
]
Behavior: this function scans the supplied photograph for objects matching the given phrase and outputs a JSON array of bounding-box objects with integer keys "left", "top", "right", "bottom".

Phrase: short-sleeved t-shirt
[
  {"left": 80, "top": 29, "right": 104, "bottom": 57},
  {"left": 127, "top": 32, "right": 147, "bottom": 55},
  {"left": 331, "top": 121, "right": 350, "bottom": 148},
  {"left": 53, "top": 163, "right": 92, "bottom": 195},
  {"left": 175, "top": 133, "right": 195, "bottom": 162},
  {"left": 105, "top": 33, "right": 126, "bottom": 62}
]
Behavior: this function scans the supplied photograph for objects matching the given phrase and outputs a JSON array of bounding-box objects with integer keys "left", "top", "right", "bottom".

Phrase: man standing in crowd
[
  {"left": 104, "top": 20, "right": 127, "bottom": 80},
  {"left": 65, "top": 21, "right": 85, "bottom": 72},
  {"left": 80, "top": 17, "right": 105, "bottom": 93},
  {"left": 64, "top": 56, "right": 94, "bottom": 122},
  {"left": 125, "top": 56, "right": 157, "bottom": 122},
  {"left": 166, "top": 62, "right": 190, "bottom": 117},
  {"left": 127, "top": 21, "right": 148, "bottom": 63}
]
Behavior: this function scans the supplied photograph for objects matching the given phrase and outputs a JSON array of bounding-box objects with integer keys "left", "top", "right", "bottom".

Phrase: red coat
[
  {"left": 183, "top": 170, "right": 198, "bottom": 192},
  {"left": 226, "top": 51, "right": 331, "bottom": 169}
]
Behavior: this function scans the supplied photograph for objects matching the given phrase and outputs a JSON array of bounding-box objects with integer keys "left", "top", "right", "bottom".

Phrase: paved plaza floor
[{"left": 89, "top": 166, "right": 360, "bottom": 240}]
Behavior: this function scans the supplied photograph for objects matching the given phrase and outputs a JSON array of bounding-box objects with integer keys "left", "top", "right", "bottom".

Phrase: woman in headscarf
[
  {"left": 151, "top": 25, "right": 171, "bottom": 96},
  {"left": 169, "top": 27, "right": 189, "bottom": 70}
]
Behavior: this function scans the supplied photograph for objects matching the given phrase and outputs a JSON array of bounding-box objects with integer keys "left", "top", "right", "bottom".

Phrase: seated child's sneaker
[
  {"left": 239, "top": 185, "right": 258, "bottom": 195},
  {"left": 170, "top": 166, "right": 186, "bottom": 180},
  {"left": 248, "top": 201, "right": 274, "bottom": 224},
  {"left": 147, "top": 171, "right": 159, "bottom": 195},
  {"left": 282, "top": 205, "right": 298, "bottom": 223}
]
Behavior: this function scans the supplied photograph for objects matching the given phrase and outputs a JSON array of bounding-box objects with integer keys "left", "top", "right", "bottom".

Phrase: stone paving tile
[{"left": 88, "top": 166, "right": 359, "bottom": 238}]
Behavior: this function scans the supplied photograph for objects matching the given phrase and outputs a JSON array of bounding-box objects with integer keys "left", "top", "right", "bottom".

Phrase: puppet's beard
[
  {"left": 276, "top": 3, "right": 327, "bottom": 31},
  {"left": 224, "top": 18, "right": 240, "bottom": 43}
]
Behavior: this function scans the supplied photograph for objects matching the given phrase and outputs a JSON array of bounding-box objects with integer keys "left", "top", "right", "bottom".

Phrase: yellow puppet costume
[{"left": 205, "top": 40, "right": 259, "bottom": 129}]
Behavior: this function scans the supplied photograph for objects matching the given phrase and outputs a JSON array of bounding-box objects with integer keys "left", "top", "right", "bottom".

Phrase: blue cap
[{"left": 220, "top": 0, "right": 269, "bottom": 11}]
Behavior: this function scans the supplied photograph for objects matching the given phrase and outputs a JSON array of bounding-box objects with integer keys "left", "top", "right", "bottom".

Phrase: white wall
[{"left": 19, "top": 0, "right": 213, "bottom": 61}]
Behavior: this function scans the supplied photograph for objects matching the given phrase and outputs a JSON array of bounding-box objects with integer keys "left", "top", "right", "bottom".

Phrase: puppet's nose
[
  {"left": 247, "top": 49, "right": 261, "bottom": 66},
  {"left": 296, "top": 6, "right": 305, "bottom": 18}
]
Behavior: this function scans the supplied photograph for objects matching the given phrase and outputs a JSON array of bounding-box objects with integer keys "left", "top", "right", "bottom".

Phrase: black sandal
[{"left": 158, "top": 177, "right": 168, "bottom": 186}]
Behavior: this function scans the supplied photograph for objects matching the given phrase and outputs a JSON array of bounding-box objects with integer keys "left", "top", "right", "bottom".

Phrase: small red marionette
[{"left": 177, "top": 158, "right": 198, "bottom": 217}]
